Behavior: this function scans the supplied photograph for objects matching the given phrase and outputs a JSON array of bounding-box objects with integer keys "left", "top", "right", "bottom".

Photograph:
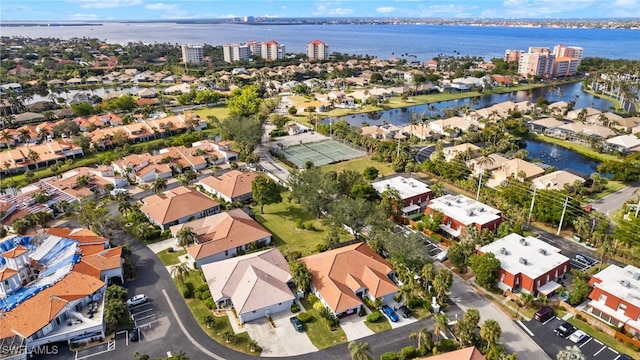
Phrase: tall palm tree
[
  {"left": 421, "top": 263, "right": 435, "bottom": 289},
  {"left": 18, "top": 128, "right": 31, "bottom": 146},
  {"left": 480, "top": 319, "right": 502, "bottom": 350},
  {"left": 37, "top": 129, "right": 50, "bottom": 143},
  {"left": 348, "top": 341, "right": 374, "bottom": 360},
  {"left": 409, "top": 328, "right": 433, "bottom": 351},
  {"left": 176, "top": 226, "right": 197, "bottom": 249},
  {"left": 170, "top": 262, "right": 190, "bottom": 283},
  {"left": 0, "top": 130, "right": 14, "bottom": 149},
  {"left": 151, "top": 177, "right": 168, "bottom": 194},
  {"left": 27, "top": 150, "right": 40, "bottom": 173},
  {"left": 433, "top": 313, "right": 450, "bottom": 341}
]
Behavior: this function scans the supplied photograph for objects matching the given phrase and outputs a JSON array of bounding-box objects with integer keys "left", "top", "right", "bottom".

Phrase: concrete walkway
[
  {"left": 448, "top": 276, "right": 551, "bottom": 360},
  {"left": 341, "top": 314, "right": 374, "bottom": 341}
]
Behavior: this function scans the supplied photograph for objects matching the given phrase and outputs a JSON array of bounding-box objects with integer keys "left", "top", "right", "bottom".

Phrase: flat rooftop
[
  {"left": 592, "top": 264, "right": 640, "bottom": 309},
  {"left": 480, "top": 233, "right": 569, "bottom": 280},
  {"left": 372, "top": 176, "right": 430, "bottom": 200},
  {"left": 428, "top": 194, "right": 500, "bottom": 226}
]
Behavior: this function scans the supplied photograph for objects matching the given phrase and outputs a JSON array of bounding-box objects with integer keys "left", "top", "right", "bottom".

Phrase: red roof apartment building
[
  {"left": 371, "top": 176, "right": 432, "bottom": 217},
  {"left": 587, "top": 264, "right": 640, "bottom": 334},
  {"left": 479, "top": 233, "right": 570, "bottom": 296},
  {"left": 425, "top": 194, "right": 502, "bottom": 238}
]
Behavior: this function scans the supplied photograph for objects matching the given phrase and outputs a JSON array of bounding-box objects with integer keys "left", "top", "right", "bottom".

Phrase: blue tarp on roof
[
  {"left": 39, "top": 255, "right": 74, "bottom": 278},
  {"left": 38, "top": 238, "right": 76, "bottom": 266},
  {"left": 0, "top": 284, "right": 50, "bottom": 312}
]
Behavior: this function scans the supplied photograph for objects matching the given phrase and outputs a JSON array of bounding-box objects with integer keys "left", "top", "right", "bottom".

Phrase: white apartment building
[
  {"left": 181, "top": 44, "right": 204, "bottom": 64},
  {"left": 223, "top": 43, "right": 251, "bottom": 63},
  {"left": 553, "top": 44, "right": 583, "bottom": 60},
  {"left": 307, "top": 40, "right": 329, "bottom": 61},
  {"left": 518, "top": 48, "right": 555, "bottom": 79}
]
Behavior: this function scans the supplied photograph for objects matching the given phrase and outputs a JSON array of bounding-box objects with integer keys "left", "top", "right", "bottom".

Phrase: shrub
[
  {"left": 407, "top": 298, "right": 423, "bottom": 309},
  {"left": 291, "top": 303, "right": 300, "bottom": 313},
  {"left": 380, "top": 352, "right": 398, "bottom": 360},
  {"left": 194, "top": 290, "right": 202, "bottom": 300},
  {"left": 297, "top": 312, "right": 312, "bottom": 323},
  {"left": 167, "top": 247, "right": 174, "bottom": 253},
  {"left": 400, "top": 346, "right": 416, "bottom": 359},
  {"left": 286, "top": 251, "right": 302, "bottom": 261},
  {"left": 197, "top": 284, "right": 209, "bottom": 292},
  {"left": 366, "top": 311, "right": 381, "bottom": 323},
  {"left": 198, "top": 290, "right": 212, "bottom": 300},
  {"left": 308, "top": 294, "right": 320, "bottom": 304},
  {"left": 295, "top": 219, "right": 304, "bottom": 229},
  {"left": 304, "top": 222, "right": 316, "bottom": 231},
  {"left": 315, "top": 243, "right": 329, "bottom": 252},
  {"left": 358, "top": 306, "right": 367, "bottom": 317},
  {"left": 313, "top": 301, "right": 325, "bottom": 312},
  {"left": 204, "top": 298, "right": 214, "bottom": 309},
  {"left": 182, "top": 287, "right": 193, "bottom": 298}
]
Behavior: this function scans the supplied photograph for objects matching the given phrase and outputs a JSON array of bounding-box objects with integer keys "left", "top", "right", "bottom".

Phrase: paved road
[
  {"left": 256, "top": 124, "right": 291, "bottom": 185},
  {"left": 589, "top": 183, "right": 640, "bottom": 216}
]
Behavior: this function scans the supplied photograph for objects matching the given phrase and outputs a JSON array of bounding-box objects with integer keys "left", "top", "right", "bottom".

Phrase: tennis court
[{"left": 275, "top": 139, "right": 365, "bottom": 168}]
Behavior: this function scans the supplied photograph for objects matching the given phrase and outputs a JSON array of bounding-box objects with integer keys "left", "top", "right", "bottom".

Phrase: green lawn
[
  {"left": 322, "top": 157, "right": 396, "bottom": 177},
  {"left": 175, "top": 271, "right": 260, "bottom": 356},
  {"left": 586, "top": 181, "right": 626, "bottom": 201},
  {"left": 364, "top": 311, "right": 391, "bottom": 333},
  {"left": 157, "top": 248, "right": 186, "bottom": 266},
  {"left": 410, "top": 306, "right": 431, "bottom": 321},
  {"left": 252, "top": 194, "right": 351, "bottom": 257},
  {"left": 299, "top": 299, "right": 347, "bottom": 349},
  {"left": 191, "top": 105, "right": 230, "bottom": 120},
  {"left": 568, "top": 317, "right": 636, "bottom": 358}
]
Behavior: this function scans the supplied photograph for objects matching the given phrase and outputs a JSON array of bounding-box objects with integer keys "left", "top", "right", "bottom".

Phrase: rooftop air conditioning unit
[
  {"left": 401, "top": 178, "right": 407, "bottom": 183},
  {"left": 499, "top": 247, "right": 507, "bottom": 255},
  {"left": 539, "top": 248, "right": 547, "bottom": 255},
  {"left": 519, "top": 238, "right": 527, "bottom": 246},
  {"left": 478, "top": 207, "right": 485, "bottom": 212},
  {"left": 446, "top": 202, "right": 451, "bottom": 206},
  {"left": 633, "top": 272, "right": 640, "bottom": 281},
  {"left": 621, "top": 279, "right": 630, "bottom": 287},
  {"left": 519, "top": 258, "right": 527, "bottom": 265}
]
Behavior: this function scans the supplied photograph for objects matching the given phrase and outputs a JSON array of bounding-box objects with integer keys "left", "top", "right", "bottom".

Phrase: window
[
  {"left": 618, "top": 303, "right": 627, "bottom": 312},
  {"left": 224, "top": 250, "right": 229, "bottom": 256},
  {"left": 599, "top": 294, "right": 607, "bottom": 302}
]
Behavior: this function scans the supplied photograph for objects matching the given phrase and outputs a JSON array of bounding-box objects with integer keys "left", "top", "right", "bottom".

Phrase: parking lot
[
  {"left": 570, "top": 254, "right": 599, "bottom": 272},
  {"left": 520, "top": 316, "right": 621, "bottom": 359},
  {"left": 129, "top": 301, "right": 158, "bottom": 328}
]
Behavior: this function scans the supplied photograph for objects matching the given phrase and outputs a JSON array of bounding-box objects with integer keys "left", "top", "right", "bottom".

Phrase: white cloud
[
  {"left": 489, "top": 0, "right": 597, "bottom": 18},
  {"left": 327, "top": 7, "right": 353, "bottom": 15},
  {"left": 145, "top": 3, "right": 178, "bottom": 11},
  {"left": 69, "top": 0, "right": 142, "bottom": 9},
  {"left": 313, "top": 1, "right": 353, "bottom": 16},
  {"left": 416, "top": 4, "right": 478, "bottom": 18},
  {"left": 613, "top": 0, "right": 636, "bottom": 6},
  {"left": 377, "top": 7, "right": 396, "bottom": 13},
  {"left": 69, "top": 13, "right": 98, "bottom": 19}
]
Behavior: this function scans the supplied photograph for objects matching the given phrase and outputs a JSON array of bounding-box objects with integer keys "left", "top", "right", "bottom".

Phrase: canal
[
  {"left": 325, "top": 81, "right": 614, "bottom": 127},
  {"left": 522, "top": 139, "right": 603, "bottom": 177}
]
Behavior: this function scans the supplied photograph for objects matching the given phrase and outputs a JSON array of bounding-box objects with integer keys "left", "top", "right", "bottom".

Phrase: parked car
[
  {"left": 435, "top": 249, "right": 448, "bottom": 262},
  {"left": 534, "top": 306, "right": 555, "bottom": 322},
  {"left": 290, "top": 316, "right": 304, "bottom": 332},
  {"left": 568, "top": 329, "right": 588, "bottom": 343},
  {"left": 381, "top": 305, "right": 399, "bottom": 322},
  {"left": 576, "top": 254, "right": 593, "bottom": 265},
  {"left": 397, "top": 305, "right": 412, "bottom": 318},
  {"left": 126, "top": 294, "right": 148, "bottom": 307},
  {"left": 554, "top": 322, "right": 577, "bottom": 338},
  {"left": 129, "top": 328, "right": 139, "bottom": 342}
]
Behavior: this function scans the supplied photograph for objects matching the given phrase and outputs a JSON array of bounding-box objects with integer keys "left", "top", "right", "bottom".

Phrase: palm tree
[
  {"left": 27, "top": 150, "right": 40, "bottom": 173},
  {"left": 18, "top": 128, "right": 31, "bottom": 145},
  {"left": 348, "top": 341, "right": 374, "bottom": 360},
  {"left": 0, "top": 130, "right": 14, "bottom": 149},
  {"left": 176, "top": 226, "right": 197, "bottom": 249},
  {"left": 170, "top": 262, "right": 190, "bottom": 282},
  {"left": 37, "top": 129, "right": 50, "bottom": 143},
  {"left": 433, "top": 313, "right": 450, "bottom": 341},
  {"left": 409, "top": 328, "right": 433, "bottom": 351},
  {"left": 247, "top": 339, "right": 259, "bottom": 353},
  {"left": 118, "top": 200, "right": 132, "bottom": 215},
  {"left": 430, "top": 182, "right": 445, "bottom": 198},
  {"left": 480, "top": 319, "right": 502, "bottom": 350},
  {"left": 151, "top": 177, "right": 167, "bottom": 194},
  {"left": 203, "top": 314, "right": 216, "bottom": 329},
  {"left": 421, "top": 263, "right": 435, "bottom": 289}
]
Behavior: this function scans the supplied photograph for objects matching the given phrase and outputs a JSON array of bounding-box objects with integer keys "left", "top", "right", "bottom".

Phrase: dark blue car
[{"left": 381, "top": 305, "right": 399, "bottom": 322}]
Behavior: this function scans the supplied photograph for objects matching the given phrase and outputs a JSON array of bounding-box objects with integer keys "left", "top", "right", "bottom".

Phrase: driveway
[
  {"left": 243, "top": 305, "right": 317, "bottom": 357},
  {"left": 340, "top": 314, "right": 374, "bottom": 341}
]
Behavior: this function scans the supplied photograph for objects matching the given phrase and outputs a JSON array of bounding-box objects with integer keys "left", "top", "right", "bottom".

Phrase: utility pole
[
  {"left": 476, "top": 169, "right": 483, "bottom": 200},
  {"left": 635, "top": 197, "right": 640, "bottom": 218},
  {"left": 528, "top": 187, "right": 537, "bottom": 224},
  {"left": 557, "top": 197, "right": 569, "bottom": 236},
  {"left": 396, "top": 137, "right": 401, "bottom": 157}
]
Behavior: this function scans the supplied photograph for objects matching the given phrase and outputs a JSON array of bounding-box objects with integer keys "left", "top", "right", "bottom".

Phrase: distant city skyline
[{"left": 1, "top": 0, "right": 640, "bottom": 22}]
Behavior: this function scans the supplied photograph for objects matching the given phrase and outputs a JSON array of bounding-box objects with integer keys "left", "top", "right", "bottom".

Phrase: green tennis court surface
[{"left": 275, "top": 139, "right": 365, "bottom": 168}]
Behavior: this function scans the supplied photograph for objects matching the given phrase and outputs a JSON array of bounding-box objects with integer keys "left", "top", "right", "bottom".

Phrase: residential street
[
  {"left": 447, "top": 275, "right": 551, "bottom": 360},
  {"left": 589, "top": 182, "right": 640, "bottom": 216}
]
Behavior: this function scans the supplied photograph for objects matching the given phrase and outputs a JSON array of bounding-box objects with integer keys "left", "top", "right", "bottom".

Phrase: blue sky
[{"left": 2, "top": 0, "right": 639, "bottom": 21}]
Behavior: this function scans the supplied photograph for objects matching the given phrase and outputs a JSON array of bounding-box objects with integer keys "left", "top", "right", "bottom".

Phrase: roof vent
[
  {"left": 467, "top": 210, "right": 474, "bottom": 216},
  {"left": 633, "top": 272, "right": 640, "bottom": 281},
  {"left": 456, "top": 198, "right": 463, "bottom": 204},
  {"left": 621, "top": 279, "right": 630, "bottom": 287},
  {"left": 519, "top": 238, "right": 527, "bottom": 246},
  {"left": 539, "top": 248, "right": 547, "bottom": 255},
  {"left": 401, "top": 178, "right": 407, "bottom": 183},
  {"left": 519, "top": 258, "right": 528, "bottom": 265},
  {"left": 478, "top": 207, "right": 485, "bottom": 212},
  {"left": 446, "top": 202, "right": 451, "bottom": 206},
  {"left": 499, "top": 247, "right": 507, "bottom": 255}
]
